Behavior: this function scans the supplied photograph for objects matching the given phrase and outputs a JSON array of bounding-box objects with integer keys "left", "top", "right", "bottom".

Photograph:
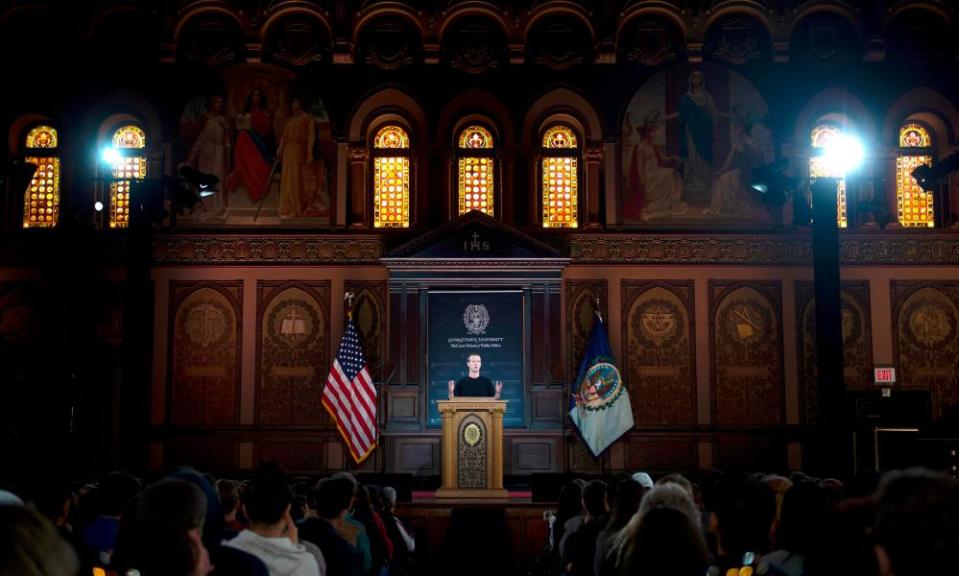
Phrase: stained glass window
[
  {"left": 456, "top": 125, "right": 495, "bottom": 216},
  {"left": 896, "top": 123, "right": 934, "bottom": 228},
  {"left": 23, "top": 125, "right": 60, "bottom": 228},
  {"left": 540, "top": 125, "right": 579, "bottom": 228},
  {"left": 110, "top": 125, "right": 147, "bottom": 228},
  {"left": 372, "top": 125, "right": 410, "bottom": 228},
  {"left": 809, "top": 124, "right": 848, "bottom": 228}
]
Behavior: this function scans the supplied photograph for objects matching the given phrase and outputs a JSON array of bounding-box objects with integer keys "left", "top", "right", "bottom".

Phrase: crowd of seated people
[
  {"left": 1, "top": 463, "right": 957, "bottom": 576},
  {"left": 542, "top": 467, "right": 958, "bottom": 576},
  {"left": 0, "top": 464, "right": 415, "bottom": 576}
]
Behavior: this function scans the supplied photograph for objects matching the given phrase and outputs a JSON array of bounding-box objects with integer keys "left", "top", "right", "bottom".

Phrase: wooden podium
[{"left": 434, "top": 398, "right": 509, "bottom": 500}]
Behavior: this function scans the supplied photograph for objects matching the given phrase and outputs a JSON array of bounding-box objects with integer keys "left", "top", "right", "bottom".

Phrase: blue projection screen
[{"left": 427, "top": 291, "right": 525, "bottom": 428}]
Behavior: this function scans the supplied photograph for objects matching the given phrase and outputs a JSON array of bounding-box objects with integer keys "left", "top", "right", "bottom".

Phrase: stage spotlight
[
  {"left": 100, "top": 147, "right": 121, "bottom": 165},
  {"left": 912, "top": 151, "right": 959, "bottom": 192},
  {"left": 820, "top": 133, "right": 864, "bottom": 176},
  {"left": 94, "top": 201, "right": 104, "bottom": 212}
]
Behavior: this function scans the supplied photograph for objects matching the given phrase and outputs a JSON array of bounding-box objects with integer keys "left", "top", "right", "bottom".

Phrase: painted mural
[
  {"left": 177, "top": 64, "right": 333, "bottom": 226},
  {"left": 622, "top": 63, "right": 775, "bottom": 226}
]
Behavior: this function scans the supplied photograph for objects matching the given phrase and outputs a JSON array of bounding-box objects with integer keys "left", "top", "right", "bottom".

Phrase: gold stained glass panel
[
  {"left": 374, "top": 125, "right": 409, "bottom": 149},
  {"left": 110, "top": 156, "right": 147, "bottom": 229},
  {"left": 896, "top": 155, "right": 934, "bottom": 228},
  {"left": 373, "top": 156, "right": 410, "bottom": 228},
  {"left": 541, "top": 157, "right": 578, "bottom": 228},
  {"left": 542, "top": 126, "right": 577, "bottom": 148},
  {"left": 457, "top": 126, "right": 493, "bottom": 149},
  {"left": 23, "top": 157, "right": 60, "bottom": 228},
  {"left": 26, "top": 125, "right": 57, "bottom": 148},
  {"left": 113, "top": 125, "right": 146, "bottom": 149},
  {"left": 899, "top": 123, "right": 931, "bottom": 148},
  {"left": 458, "top": 157, "right": 494, "bottom": 216}
]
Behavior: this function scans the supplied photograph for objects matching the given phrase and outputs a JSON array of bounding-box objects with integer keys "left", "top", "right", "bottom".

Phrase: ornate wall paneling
[
  {"left": 789, "top": 9, "right": 862, "bottom": 64},
  {"left": 261, "top": 7, "right": 332, "bottom": 66},
  {"left": 345, "top": 280, "right": 388, "bottom": 383},
  {"left": 168, "top": 281, "right": 242, "bottom": 428},
  {"left": 622, "top": 281, "right": 696, "bottom": 428},
  {"left": 440, "top": 14, "right": 509, "bottom": 73},
  {"left": 703, "top": 12, "right": 772, "bottom": 65},
  {"left": 627, "top": 434, "right": 698, "bottom": 474},
  {"left": 709, "top": 281, "right": 785, "bottom": 427},
  {"left": 175, "top": 8, "right": 246, "bottom": 67},
  {"left": 884, "top": 6, "right": 956, "bottom": 65},
  {"left": 796, "top": 281, "right": 873, "bottom": 425},
  {"left": 892, "top": 281, "right": 959, "bottom": 419},
  {"left": 355, "top": 11, "right": 423, "bottom": 69},
  {"left": 255, "top": 281, "right": 331, "bottom": 427},
  {"left": 525, "top": 11, "right": 594, "bottom": 70},
  {"left": 616, "top": 10, "right": 686, "bottom": 65},
  {"left": 386, "top": 435, "right": 440, "bottom": 476},
  {"left": 565, "top": 279, "right": 607, "bottom": 383},
  {"left": 255, "top": 435, "right": 347, "bottom": 473},
  {"left": 713, "top": 431, "right": 787, "bottom": 472}
]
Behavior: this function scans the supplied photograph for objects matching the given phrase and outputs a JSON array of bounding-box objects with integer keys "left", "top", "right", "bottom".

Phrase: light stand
[{"left": 811, "top": 177, "right": 847, "bottom": 476}]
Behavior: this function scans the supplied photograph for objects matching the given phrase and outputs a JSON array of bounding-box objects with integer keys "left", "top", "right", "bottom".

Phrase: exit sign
[{"left": 874, "top": 366, "right": 897, "bottom": 385}]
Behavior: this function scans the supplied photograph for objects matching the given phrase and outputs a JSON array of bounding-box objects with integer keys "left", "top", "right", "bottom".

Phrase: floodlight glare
[
  {"left": 101, "top": 147, "right": 121, "bottom": 165},
  {"left": 821, "top": 134, "right": 864, "bottom": 176}
]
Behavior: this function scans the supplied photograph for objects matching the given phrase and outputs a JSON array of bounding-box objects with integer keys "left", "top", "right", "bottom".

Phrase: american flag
[{"left": 322, "top": 316, "right": 377, "bottom": 463}]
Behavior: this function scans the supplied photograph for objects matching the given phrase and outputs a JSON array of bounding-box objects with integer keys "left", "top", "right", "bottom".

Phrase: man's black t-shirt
[{"left": 455, "top": 375, "right": 495, "bottom": 397}]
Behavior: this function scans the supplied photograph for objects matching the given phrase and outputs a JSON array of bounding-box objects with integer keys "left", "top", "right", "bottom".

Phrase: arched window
[
  {"left": 109, "top": 125, "right": 147, "bottom": 228},
  {"left": 372, "top": 125, "right": 411, "bottom": 228},
  {"left": 22, "top": 125, "right": 60, "bottom": 228},
  {"left": 809, "top": 123, "right": 848, "bottom": 228},
  {"left": 896, "top": 122, "right": 935, "bottom": 227},
  {"left": 455, "top": 125, "right": 496, "bottom": 216},
  {"left": 540, "top": 125, "right": 579, "bottom": 228}
]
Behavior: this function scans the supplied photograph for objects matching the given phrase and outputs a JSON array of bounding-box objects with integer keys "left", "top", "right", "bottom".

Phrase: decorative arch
[
  {"left": 347, "top": 87, "right": 428, "bottom": 228},
  {"left": 790, "top": 2, "right": 861, "bottom": 36},
  {"left": 524, "top": 1, "right": 594, "bottom": 41},
  {"left": 883, "top": 87, "right": 959, "bottom": 151},
  {"left": 883, "top": 2, "right": 953, "bottom": 32},
  {"left": 521, "top": 87, "right": 603, "bottom": 148},
  {"left": 173, "top": 1, "right": 243, "bottom": 42},
  {"left": 436, "top": 2, "right": 512, "bottom": 41},
  {"left": 616, "top": 2, "right": 688, "bottom": 43},
  {"left": 8, "top": 113, "right": 52, "bottom": 155},
  {"left": 261, "top": 2, "right": 332, "bottom": 39},
  {"left": 703, "top": 1, "right": 775, "bottom": 34},
  {"left": 353, "top": 3, "right": 424, "bottom": 46},
  {"left": 793, "top": 88, "right": 875, "bottom": 148}
]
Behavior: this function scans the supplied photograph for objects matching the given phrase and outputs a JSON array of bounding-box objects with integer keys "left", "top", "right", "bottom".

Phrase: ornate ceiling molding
[{"left": 151, "top": 235, "right": 383, "bottom": 264}]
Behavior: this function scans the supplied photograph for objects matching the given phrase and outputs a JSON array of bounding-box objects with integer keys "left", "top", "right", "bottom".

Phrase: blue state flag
[{"left": 569, "top": 312, "right": 634, "bottom": 456}]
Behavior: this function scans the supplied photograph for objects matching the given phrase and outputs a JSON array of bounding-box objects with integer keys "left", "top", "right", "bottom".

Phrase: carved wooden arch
[
  {"left": 883, "top": 88, "right": 959, "bottom": 152},
  {"left": 0, "top": 2, "right": 51, "bottom": 28},
  {"left": 788, "top": 1, "right": 862, "bottom": 38},
  {"left": 615, "top": 3, "right": 688, "bottom": 52},
  {"left": 260, "top": 1, "right": 333, "bottom": 43},
  {"left": 883, "top": 1, "right": 953, "bottom": 32},
  {"left": 86, "top": 4, "right": 154, "bottom": 40},
  {"left": 521, "top": 87, "right": 603, "bottom": 149},
  {"left": 436, "top": 89, "right": 515, "bottom": 147},
  {"left": 352, "top": 3, "right": 425, "bottom": 46},
  {"left": 523, "top": 1, "right": 596, "bottom": 44},
  {"left": 436, "top": 1, "right": 513, "bottom": 42},
  {"left": 703, "top": 1, "right": 776, "bottom": 35},
  {"left": 8, "top": 113, "right": 54, "bottom": 155},
  {"left": 348, "top": 86, "right": 428, "bottom": 142},
  {"left": 93, "top": 90, "right": 165, "bottom": 143},
  {"left": 793, "top": 88, "right": 876, "bottom": 151},
  {"left": 173, "top": 1, "right": 243, "bottom": 42}
]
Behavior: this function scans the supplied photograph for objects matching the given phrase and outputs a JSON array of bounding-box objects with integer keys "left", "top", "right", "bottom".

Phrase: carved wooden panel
[
  {"left": 617, "top": 13, "right": 684, "bottom": 65},
  {"left": 441, "top": 16, "right": 507, "bottom": 73},
  {"left": 526, "top": 14, "right": 592, "bottom": 69},
  {"left": 893, "top": 282, "right": 959, "bottom": 418},
  {"left": 568, "top": 438, "right": 601, "bottom": 473},
  {"left": 255, "top": 438, "right": 342, "bottom": 472},
  {"left": 256, "top": 281, "right": 330, "bottom": 427},
  {"left": 715, "top": 435, "right": 786, "bottom": 472},
  {"left": 510, "top": 438, "right": 557, "bottom": 473},
  {"left": 346, "top": 281, "right": 388, "bottom": 383},
  {"left": 797, "top": 281, "right": 873, "bottom": 424},
  {"left": 530, "top": 387, "right": 563, "bottom": 423},
  {"left": 175, "top": 12, "right": 244, "bottom": 66},
  {"left": 388, "top": 388, "right": 419, "bottom": 422},
  {"left": 623, "top": 281, "right": 696, "bottom": 427},
  {"left": 166, "top": 437, "right": 238, "bottom": 472},
  {"left": 169, "top": 282, "right": 242, "bottom": 428},
  {"left": 390, "top": 437, "right": 439, "bottom": 476},
  {"left": 565, "top": 280, "right": 607, "bottom": 383},
  {"left": 790, "top": 11, "right": 861, "bottom": 63},
  {"left": 704, "top": 14, "right": 771, "bottom": 64},
  {"left": 262, "top": 14, "right": 330, "bottom": 66},
  {"left": 710, "top": 282, "right": 784, "bottom": 427},
  {"left": 627, "top": 436, "right": 697, "bottom": 473},
  {"left": 357, "top": 15, "right": 421, "bottom": 69}
]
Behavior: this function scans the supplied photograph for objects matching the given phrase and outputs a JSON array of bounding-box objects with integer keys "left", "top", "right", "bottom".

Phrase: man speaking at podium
[{"left": 448, "top": 353, "right": 503, "bottom": 399}]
